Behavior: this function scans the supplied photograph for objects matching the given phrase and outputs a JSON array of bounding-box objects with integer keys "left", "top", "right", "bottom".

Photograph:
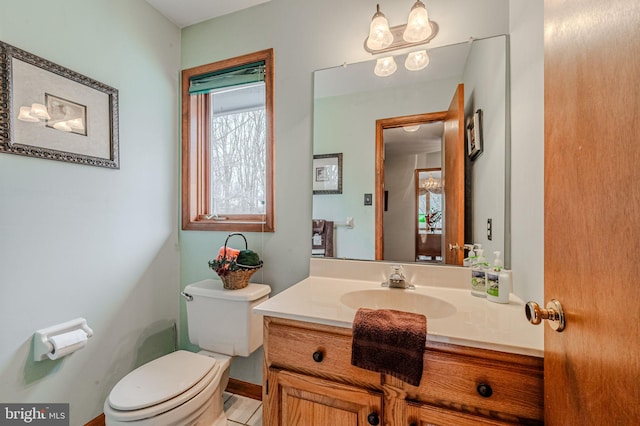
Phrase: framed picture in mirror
[
  {"left": 467, "top": 108, "right": 483, "bottom": 161},
  {"left": 313, "top": 153, "right": 342, "bottom": 194}
]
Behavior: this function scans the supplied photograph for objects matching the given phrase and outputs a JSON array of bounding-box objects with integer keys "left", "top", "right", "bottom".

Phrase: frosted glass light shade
[
  {"left": 30, "top": 103, "right": 51, "bottom": 120},
  {"left": 374, "top": 56, "right": 397, "bottom": 77},
  {"left": 17, "top": 106, "right": 39, "bottom": 122},
  {"left": 403, "top": 125, "right": 421, "bottom": 132},
  {"left": 405, "top": 50, "right": 430, "bottom": 71},
  {"left": 403, "top": 0, "right": 432, "bottom": 43},
  {"left": 366, "top": 5, "right": 393, "bottom": 50}
]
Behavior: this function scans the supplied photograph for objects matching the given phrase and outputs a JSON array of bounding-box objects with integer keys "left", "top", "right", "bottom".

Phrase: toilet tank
[{"left": 183, "top": 279, "right": 271, "bottom": 356}]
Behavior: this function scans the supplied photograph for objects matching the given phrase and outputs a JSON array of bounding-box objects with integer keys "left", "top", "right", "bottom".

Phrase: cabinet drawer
[
  {"left": 265, "top": 321, "right": 381, "bottom": 387},
  {"left": 406, "top": 401, "right": 512, "bottom": 426},
  {"left": 404, "top": 349, "right": 543, "bottom": 424}
]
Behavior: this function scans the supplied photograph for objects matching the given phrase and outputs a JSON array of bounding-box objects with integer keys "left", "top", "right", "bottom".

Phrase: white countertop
[{"left": 254, "top": 274, "right": 544, "bottom": 358}]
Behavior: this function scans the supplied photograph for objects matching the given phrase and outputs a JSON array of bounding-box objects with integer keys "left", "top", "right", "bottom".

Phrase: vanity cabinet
[{"left": 262, "top": 317, "right": 543, "bottom": 426}]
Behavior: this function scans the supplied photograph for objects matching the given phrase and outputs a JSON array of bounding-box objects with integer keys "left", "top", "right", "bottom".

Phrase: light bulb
[
  {"left": 374, "top": 56, "right": 397, "bottom": 77},
  {"left": 405, "top": 50, "right": 430, "bottom": 71},
  {"left": 366, "top": 5, "right": 393, "bottom": 51},
  {"left": 403, "top": 0, "right": 432, "bottom": 43}
]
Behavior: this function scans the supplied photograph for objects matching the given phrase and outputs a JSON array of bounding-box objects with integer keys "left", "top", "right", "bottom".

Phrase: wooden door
[
  {"left": 271, "top": 370, "right": 383, "bottom": 426},
  {"left": 544, "top": 0, "right": 640, "bottom": 423},
  {"left": 443, "top": 84, "right": 465, "bottom": 265}
]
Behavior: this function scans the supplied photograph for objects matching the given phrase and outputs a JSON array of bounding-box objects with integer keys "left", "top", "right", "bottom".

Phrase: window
[{"left": 182, "top": 49, "right": 274, "bottom": 231}]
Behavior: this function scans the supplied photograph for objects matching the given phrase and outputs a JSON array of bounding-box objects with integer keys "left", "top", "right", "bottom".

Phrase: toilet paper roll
[{"left": 48, "top": 329, "right": 88, "bottom": 360}]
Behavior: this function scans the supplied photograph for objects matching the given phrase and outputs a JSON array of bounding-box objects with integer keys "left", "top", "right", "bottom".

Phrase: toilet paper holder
[{"left": 33, "top": 317, "right": 94, "bottom": 361}]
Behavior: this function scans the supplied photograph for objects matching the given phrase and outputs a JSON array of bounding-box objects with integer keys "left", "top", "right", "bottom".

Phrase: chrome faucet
[{"left": 382, "top": 265, "right": 414, "bottom": 289}]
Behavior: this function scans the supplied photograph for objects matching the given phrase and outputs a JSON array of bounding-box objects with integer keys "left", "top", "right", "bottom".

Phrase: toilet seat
[{"left": 105, "top": 350, "right": 221, "bottom": 423}]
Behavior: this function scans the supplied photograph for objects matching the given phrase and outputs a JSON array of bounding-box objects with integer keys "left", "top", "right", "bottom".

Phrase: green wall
[{"left": 0, "top": 1, "right": 181, "bottom": 423}]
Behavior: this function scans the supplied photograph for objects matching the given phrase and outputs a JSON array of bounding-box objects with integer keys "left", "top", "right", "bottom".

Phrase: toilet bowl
[{"left": 104, "top": 280, "right": 270, "bottom": 426}]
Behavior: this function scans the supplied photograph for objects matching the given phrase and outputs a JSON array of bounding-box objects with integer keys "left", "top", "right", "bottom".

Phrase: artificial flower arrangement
[
  {"left": 208, "top": 233, "right": 262, "bottom": 289},
  {"left": 425, "top": 209, "right": 442, "bottom": 229}
]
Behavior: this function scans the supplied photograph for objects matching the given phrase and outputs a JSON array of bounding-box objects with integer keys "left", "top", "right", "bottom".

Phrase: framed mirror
[{"left": 312, "top": 35, "right": 509, "bottom": 267}]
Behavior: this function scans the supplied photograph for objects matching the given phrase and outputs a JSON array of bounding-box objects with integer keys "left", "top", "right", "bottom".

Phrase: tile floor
[{"left": 223, "top": 392, "right": 262, "bottom": 426}]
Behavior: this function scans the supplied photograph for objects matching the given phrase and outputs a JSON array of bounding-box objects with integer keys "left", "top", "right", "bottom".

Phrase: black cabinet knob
[
  {"left": 367, "top": 412, "right": 380, "bottom": 425},
  {"left": 312, "top": 351, "right": 323, "bottom": 362},
  {"left": 477, "top": 383, "right": 493, "bottom": 398}
]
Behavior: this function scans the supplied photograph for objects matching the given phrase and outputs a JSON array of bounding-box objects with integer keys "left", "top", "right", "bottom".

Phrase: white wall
[
  {"left": 0, "top": 1, "right": 181, "bottom": 423},
  {"left": 463, "top": 35, "right": 508, "bottom": 262},
  {"left": 509, "top": 0, "right": 544, "bottom": 303}
]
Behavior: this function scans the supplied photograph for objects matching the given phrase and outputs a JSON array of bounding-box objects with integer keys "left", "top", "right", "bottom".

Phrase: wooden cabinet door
[{"left": 266, "top": 369, "right": 383, "bottom": 426}]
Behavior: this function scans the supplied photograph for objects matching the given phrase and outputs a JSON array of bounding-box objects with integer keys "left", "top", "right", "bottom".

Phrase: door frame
[{"left": 375, "top": 111, "right": 447, "bottom": 260}]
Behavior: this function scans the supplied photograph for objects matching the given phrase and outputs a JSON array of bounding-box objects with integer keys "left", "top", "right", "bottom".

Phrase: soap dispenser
[
  {"left": 486, "top": 251, "right": 511, "bottom": 303},
  {"left": 471, "top": 247, "right": 488, "bottom": 297},
  {"left": 463, "top": 244, "right": 476, "bottom": 267}
]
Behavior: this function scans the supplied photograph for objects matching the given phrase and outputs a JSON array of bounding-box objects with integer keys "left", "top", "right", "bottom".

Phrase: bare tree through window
[{"left": 210, "top": 108, "right": 266, "bottom": 215}]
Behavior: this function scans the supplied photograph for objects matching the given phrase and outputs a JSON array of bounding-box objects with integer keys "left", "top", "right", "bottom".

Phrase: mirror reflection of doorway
[{"left": 416, "top": 169, "right": 443, "bottom": 262}]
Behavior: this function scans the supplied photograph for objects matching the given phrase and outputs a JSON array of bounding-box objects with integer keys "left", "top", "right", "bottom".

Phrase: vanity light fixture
[
  {"left": 403, "top": 125, "right": 421, "bottom": 132},
  {"left": 364, "top": 2, "right": 437, "bottom": 77},
  {"left": 405, "top": 50, "right": 430, "bottom": 71},
  {"left": 374, "top": 56, "right": 398, "bottom": 77},
  {"left": 364, "top": 1, "right": 438, "bottom": 55}
]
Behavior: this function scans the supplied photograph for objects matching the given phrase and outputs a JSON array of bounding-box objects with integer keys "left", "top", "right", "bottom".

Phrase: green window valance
[{"left": 188, "top": 61, "right": 265, "bottom": 95}]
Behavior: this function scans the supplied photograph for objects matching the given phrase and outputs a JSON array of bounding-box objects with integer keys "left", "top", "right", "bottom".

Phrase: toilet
[{"left": 104, "top": 279, "right": 271, "bottom": 426}]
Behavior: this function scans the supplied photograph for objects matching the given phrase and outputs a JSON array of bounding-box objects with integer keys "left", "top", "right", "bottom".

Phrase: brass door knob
[{"left": 525, "top": 299, "right": 565, "bottom": 332}]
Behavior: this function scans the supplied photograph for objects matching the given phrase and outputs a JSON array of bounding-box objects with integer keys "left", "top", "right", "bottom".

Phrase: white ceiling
[{"left": 145, "top": 0, "right": 271, "bottom": 28}]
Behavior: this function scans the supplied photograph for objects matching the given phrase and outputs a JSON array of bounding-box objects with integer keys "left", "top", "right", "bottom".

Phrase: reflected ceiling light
[
  {"left": 53, "top": 121, "right": 73, "bottom": 132},
  {"left": 17, "top": 106, "right": 39, "bottom": 122},
  {"left": 421, "top": 174, "right": 442, "bottom": 194},
  {"left": 67, "top": 118, "right": 85, "bottom": 131},
  {"left": 366, "top": 4, "right": 393, "bottom": 51},
  {"left": 405, "top": 50, "right": 430, "bottom": 71},
  {"left": 374, "top": 56, "right": 397, "bottom": 77},
  {"left": 403, "top": 125, "right": 421, "bottom": 132},
  {"left": 30, "top": 103, "right": 51, "bottom": 120},
  {"left": 403, "top": 0, "right": 432, "bottom": 43}
]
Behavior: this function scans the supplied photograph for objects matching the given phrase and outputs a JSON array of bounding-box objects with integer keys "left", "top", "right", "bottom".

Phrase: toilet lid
[{"left": 108, "top": 350, "right": 218, "bottom": 411}]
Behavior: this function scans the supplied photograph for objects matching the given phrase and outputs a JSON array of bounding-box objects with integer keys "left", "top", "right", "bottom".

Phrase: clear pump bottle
[{"left": 471, "top": 248, "right": 488, "bottom": 297}]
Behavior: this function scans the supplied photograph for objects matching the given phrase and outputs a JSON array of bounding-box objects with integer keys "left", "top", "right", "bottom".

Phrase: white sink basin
[{"left": 340, "top": 288, "right": 457, "bottom": 319}]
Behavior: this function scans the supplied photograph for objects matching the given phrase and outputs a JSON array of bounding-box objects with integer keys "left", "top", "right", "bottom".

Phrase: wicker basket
[
  {"left": 220, "top": 267, "right": 260, "bottom": 290},
  {"left": 210, "top": 233, "right": 262, "bottom": 290}
]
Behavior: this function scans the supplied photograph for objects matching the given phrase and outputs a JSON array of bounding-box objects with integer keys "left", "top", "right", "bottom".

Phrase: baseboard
[
  {"left": 226, "top": 378, "right": 262, "bottom": 401},
  {"left": 85, "top": 413, "right": 105, "bottom": 426}
]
